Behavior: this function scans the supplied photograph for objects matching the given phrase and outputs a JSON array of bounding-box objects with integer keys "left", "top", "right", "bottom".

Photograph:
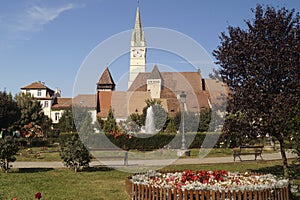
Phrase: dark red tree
[{"left": 214, "top": 5, "right": 300, "bottom": 177}]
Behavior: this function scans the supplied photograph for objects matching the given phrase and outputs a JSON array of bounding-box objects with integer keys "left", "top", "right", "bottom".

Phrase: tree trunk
[
  {"left": 6, "top": 162, "right": 8, "bottom": 173},
  {"left": 279, "top": 139, "right": 289, "bottom": 178}
]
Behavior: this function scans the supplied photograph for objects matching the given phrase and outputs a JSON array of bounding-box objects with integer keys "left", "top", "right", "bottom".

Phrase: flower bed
[{"left": 126, "top": 170, "right": 290, "bottom": 200}]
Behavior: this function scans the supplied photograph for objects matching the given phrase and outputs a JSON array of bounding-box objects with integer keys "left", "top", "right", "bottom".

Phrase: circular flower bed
[{"left": 126, "top": 170, "right": 290, "bottom": 200}]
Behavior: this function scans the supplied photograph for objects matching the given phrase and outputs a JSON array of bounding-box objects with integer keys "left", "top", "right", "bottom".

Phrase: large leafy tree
[
  {"left": 213, "top": 5, "right": 300, "bottom": 177},
  {"left": 0, "top": 91, "right": 20, "bottom": 130},
  {"left": 15, "top": 93, "right": 48, "bottom": 128}
]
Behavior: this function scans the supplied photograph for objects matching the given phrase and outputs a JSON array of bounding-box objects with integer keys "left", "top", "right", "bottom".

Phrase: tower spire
[
  {"left": 129, "top": 2, "right": 146, "bottom": 89},
  {"left": 131, "top": 3, "right": 145, "bottom": 46}
]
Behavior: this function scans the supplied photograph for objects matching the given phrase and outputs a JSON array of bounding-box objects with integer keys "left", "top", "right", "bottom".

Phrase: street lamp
[{"left": 179, "top": 91, "right": 187, "bottom": 150}]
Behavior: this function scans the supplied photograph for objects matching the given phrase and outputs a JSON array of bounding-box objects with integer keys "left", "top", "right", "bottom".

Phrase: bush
[
  {"left": 60, "top": 135, "right": 91, "bottom": 172},
  {"left": 0, "top": 139, "right": 19, "bottom": 172}
]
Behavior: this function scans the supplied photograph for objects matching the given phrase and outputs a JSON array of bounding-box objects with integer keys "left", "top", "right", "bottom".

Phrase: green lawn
[
  {"left": 0, "top": 160, "right": 298, "bottom": 200},
  {"left": 16, "top": 146, "right": 61, "bottom": 162}
]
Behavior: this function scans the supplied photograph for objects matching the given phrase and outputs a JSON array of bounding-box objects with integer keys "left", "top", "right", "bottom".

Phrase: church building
[{"left": 95, "top": 5, "right": 217, "bottom": 122}]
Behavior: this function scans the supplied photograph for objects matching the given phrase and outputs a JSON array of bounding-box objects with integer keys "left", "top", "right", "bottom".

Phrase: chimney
[{"left": 55, "top": 88, "right": 61, "bottom": 97}]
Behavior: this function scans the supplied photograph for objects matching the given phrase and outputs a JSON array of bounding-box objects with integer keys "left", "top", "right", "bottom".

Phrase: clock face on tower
[{"left": 133, "top": 48, "right": 143, "bottom": 57}]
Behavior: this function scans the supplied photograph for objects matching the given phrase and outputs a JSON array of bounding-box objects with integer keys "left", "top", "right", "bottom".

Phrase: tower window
[{"left": 201, "top": 79, "right": 206, "bottom": 91}]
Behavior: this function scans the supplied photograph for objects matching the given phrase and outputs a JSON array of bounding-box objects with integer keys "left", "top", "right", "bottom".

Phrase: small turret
[
  {"left": 97, "top": 67, "right": 115, "bottom": 91},
  {"left": 147, "top": 65, "right": 162, "bottom": 99}
]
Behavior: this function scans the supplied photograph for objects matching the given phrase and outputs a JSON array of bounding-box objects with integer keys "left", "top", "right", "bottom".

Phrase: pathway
[{"left": 12, "top": 151, "right": 297, "bottom": 169}]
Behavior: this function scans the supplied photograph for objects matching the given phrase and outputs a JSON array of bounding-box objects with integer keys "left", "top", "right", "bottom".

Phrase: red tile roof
[
  {"left": 128, "top": 71, "right": 210, "bottom": 113},
  {"left": 97, "top": 91, "right": 151, "bottom": 118},
  {"left": 204, "top": 79, "right": 229, "bottom": 106},
  {"left": 52, "top": 98, "right": 72, "bottom": 109},
  {"left": 73, "top": 94, "right": 97, "bottom": 108},
  {"left": 21, "top": 81, "right": 53, "bottom": 91},
  {"left": 97, "top": 67, "right": 115, "bottom": 85}
]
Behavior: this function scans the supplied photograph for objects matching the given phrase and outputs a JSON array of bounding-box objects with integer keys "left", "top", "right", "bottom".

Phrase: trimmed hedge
[{"left": 13, "top": 132, "right": 223, "bottom": 150}]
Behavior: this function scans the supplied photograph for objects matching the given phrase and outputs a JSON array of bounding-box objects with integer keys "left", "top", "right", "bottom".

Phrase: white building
[{"left": 20, "top": 81, "right": 69, "bottom": 123}]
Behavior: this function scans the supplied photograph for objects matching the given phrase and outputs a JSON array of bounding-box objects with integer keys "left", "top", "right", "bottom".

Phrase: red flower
[
  {"left": 35, "top": 192, "right": 42, "bottom": 199},
  {"left": 181, "top": 170, "right": 228, "bottom": 184}
]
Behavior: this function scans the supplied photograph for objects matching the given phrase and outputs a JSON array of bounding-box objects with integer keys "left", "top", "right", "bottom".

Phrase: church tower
[
  {"left": 97, "top": 67, "right": 115, "bottom": 91},
  {"left": 128, "top": 4, "right": 146, "bottom": 89}
]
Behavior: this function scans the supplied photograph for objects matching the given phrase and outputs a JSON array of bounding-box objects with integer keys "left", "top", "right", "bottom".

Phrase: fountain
[{"left": 145, "top": 106, "right": 155, "bottom": 134}]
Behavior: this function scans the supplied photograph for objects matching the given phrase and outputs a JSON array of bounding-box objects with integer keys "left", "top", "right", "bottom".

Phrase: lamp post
[
  {"left": 176, "top": 92, "right": 190, "bottom": 157},
  {"left": 180, "top": 92, "right": 186, "bottom": 150}
]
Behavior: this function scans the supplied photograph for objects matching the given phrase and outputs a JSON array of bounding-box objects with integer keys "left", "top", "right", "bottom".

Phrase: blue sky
[{"left": 1, "top": 0, "right": 299, "bottom": 97}]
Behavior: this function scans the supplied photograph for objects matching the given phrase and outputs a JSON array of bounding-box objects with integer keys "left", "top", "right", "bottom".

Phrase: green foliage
[
  {"left": 103, "top": 107, "right": 118, "bottom": 134},
  {"left": 213, "top": 4, "right": 300, "bottom": 177},
  {"left": 15, "top": 93, "right": 51, "bottom": 138},
  {"left": 129, "top": 113, "right": 143, "bottom": 127},
  {"left": 141, "top": 99, "right": 167, "bottom": 131},
  {"left": 96, "top": 116, "right": 105, "bottom": 130},
  {"left": 106, "top": 132, "right": 222, "bottom": 150},
  {"left": 0, "top": 91, "right": 20, "bottom": 129},
  {"left": 72, "top": 106, "right": 95, "bottom": 145},
  {"left": 119, "top": 119, "right": 140, "bottom": 134},
  {"left": 165, "top": 118, "right": 177, "bottom": 134},
  {"left": 79, "top": 113, "right": 94, "bottom": 134},
  {"left": 38, "top": 114, "right": 52, "bottom": 138},
  {"left": 174, "top": 112, "right": 200, "bottom": 133},
  {"left": 15, "top": 93, "right": 44, "bottom": 127},
  {"left": 57, "top": 108, "right": 76, "bottom": 133},
  {"left": 60, "top": 135, "right": 91, "bottom": 172},
  {"left": 140, "top": 99, "right": 161, "bottom": 124},
  {"left": 172, "top": 109, "right": 212, "bottom": 133},
  {"left": 0, "top": 139, "right": 19, "bottom": 172},
  {"left": 198, "top": 108, "right": 211, "bottom": 132},
  {"left": 152, "top": 104, "right": 168, "bottom": 131}
]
